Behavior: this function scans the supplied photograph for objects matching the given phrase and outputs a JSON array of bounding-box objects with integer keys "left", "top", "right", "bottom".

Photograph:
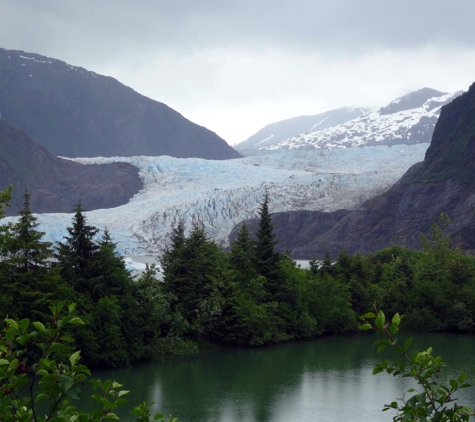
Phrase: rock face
[
  {"left": 0, "top": 48, "right": 241, "bottom": 160},
  {"left": 0, "top": 119, "right": 143, "bottom": 216},
  {"left": 249, "top": 83, "right": 475, "bottom": 258},
  {"left": 234, "top": 107, "right": 369, "bottom": 152},
  {"left": 260, "top": 88, "right": 462, "bottom": 152}
]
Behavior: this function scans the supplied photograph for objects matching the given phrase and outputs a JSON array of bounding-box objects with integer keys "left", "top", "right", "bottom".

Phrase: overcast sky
[{"left": 1, "top": 1, "right": 475, "bottom": 145}]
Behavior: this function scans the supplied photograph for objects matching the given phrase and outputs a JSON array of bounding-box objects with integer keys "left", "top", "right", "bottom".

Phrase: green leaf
[
  {"left": 68, "top": 317, "right": 84, "bottom": 326},
  {"left": 35, "top": 393, "right": 50, "bottom": 403},
  {"left": 378, "top": 345, "right": 387, "bottom": 353},
  {"left": 68, "top": 303, "right": 77, "bottom": 314},
  {"left": 68, "top": 385, "right": 82, "bottom": 400},
  {"left": 458, "top": 373, "right": 467, "bottom": 383},
  {"left": 392, "top": 313, "right": 401, "bottom": 325},
  {"left": 364, "top": 312, "right": 376, "bottom": 319},
  {"left": 389, "top": 323, "right": 399, "bottom": 335},
  {"left": 0, "top": 359, "right": 9, "bottom": 365},
  {"left": 69, "top": 351, "right": 81, "bottom": 367},
  {"left": 403, "top": 337, "right": 413, "bottom": 351},
  {"left": 19, "top": 318, "right": 30, "bottom": 332},
  {"left": 118, "top": 390, "right": 130, "bottom": 397},
  {"left": 5, "top": 318, "right": 19, "bottom": 330},
  {"left": 92, "top": 394, "right": 112, "bottom": 408},
  {"left": 104, "top": 413, "right": 120, "bottom": 420},
  {"left": 33, "top": 321, "right": 46, "bottom": 333},
  {"left": 15, "top": 335, "right": 30, "bottom": 346},
  {"left": 46, "top": 342, "right": 67, "bottom": 356},
  {"left": 57, "top": 301, "right": 64, "bottom": 313},
  {"left": 359, "top": 323, "right": 372, "bottom": 331},
  {"left": 59, "top": 374, "right": 74, "bottom": 393},
  {"left": 112, "top": 381, "right": 123, "bottom": 389},
  {"left": 8, "top": 358, "right": 18, "bottom": 372},
  {"left": 103, "top": 379, "right": 112, "bottom": 393},
  {"left": 375, "top": 310, "right": 385, "bottom": 329},
  {"left": 450, "top": 379, "right": 458, "bottom": 389}
]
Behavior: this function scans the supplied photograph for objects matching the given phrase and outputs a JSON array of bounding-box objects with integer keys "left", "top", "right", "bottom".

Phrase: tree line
[{"left": 1, "top": 187, "right": 475, "bottom": 368}]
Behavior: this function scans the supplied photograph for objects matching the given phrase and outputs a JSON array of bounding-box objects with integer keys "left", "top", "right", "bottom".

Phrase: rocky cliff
[
  {"left": 0, "top": 119, "right": 143, "bottom": 216},
  {"left": 0, "top": 48, "right": 241, "bottom": 160}
]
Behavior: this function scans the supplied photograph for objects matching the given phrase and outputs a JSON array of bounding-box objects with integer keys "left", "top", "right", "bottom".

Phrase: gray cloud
[
  {"left": 3, "top": 1, "right": 475, "bottom": 62},
  {"left": 1, "top": 0, "right": 475, "bottom": 143}
]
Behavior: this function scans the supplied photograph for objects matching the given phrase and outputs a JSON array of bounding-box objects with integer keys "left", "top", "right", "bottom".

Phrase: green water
[{"left": 84, "top": 333, "right": 475, "bottom": 422}]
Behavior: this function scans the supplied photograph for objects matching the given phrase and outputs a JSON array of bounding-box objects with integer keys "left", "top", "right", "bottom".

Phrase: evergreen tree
[
  {"left": 0, "top": 185, "right": 12, "bottom": 219},
  {"left": 254, "top": 191, "right": 282, "bottom": 298},
  {"left": 91, "top": 229, "right": 132, "bottom": 300},
  {"left": 55, "top": 202, "right": 99, "bottom": 295},
  {"left": 229, "top": 223, "right": 257, "bottom": 284},
  {"left": 0, "top": 191, "right": 68, "bottom": 320},
  {"left": 162, "top": 223, "right": 232, "bottom": 338}
]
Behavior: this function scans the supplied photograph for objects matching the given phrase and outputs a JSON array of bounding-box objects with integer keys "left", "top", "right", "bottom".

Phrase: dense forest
[{"left": 1, "top": 186, "right": 474, "bottom": 369}]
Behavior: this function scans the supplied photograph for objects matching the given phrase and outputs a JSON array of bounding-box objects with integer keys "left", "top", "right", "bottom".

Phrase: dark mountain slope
[
  {"left": 233, "top": 83, "right": 475, "bottom": 258},
  {"left": 0, "top": 48, "right": 241, "bottom": 159},
  {"left": 0, "top": 119, "right": 142, "bottom": 216}
]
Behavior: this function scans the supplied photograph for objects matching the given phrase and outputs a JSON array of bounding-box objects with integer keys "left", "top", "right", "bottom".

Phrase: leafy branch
[
  {"left": 360, "top": 306, "right": 475, "bottom": 421},
  {"left": 0, "top": 301, "right": 178, "bottom": 421}
]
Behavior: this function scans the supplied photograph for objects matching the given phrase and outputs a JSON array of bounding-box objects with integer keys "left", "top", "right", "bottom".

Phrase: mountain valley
[{"left": 3, "top": 145, "right": 428, "bottom": 255}]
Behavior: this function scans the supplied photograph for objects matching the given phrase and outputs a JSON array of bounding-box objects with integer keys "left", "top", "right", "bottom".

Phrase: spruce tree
[
  {"left": 1, "top": 191, "right": 67, "bottom": 320},
  {"left": 229, "top": 222, "right": 257, "bottom": 285},
  {"left": 254, "top": 191, "right": 282, "bottom": 297},
  {"left": 91, "top": 229, "right": 132, "bottom": 300},
  {"left": 162, "top": 222, "right": 231, "bottom": 336},
  {"left": 55, "top": 202, "right": 99, "bottom": 295}
]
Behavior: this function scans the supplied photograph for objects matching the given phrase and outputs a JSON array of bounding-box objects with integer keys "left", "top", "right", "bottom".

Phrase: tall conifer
[
  {"left": 55, "top": 202, "right": 99, "bottom": 294},
  {"left": 254, "top": 190, "right": 281, "bottom": 296},
  {"left": 1, "top": 191, "right": 66, "bottom": 320},
  {"left": 229, "top": 222, "right": 256, "bottom": 284}
]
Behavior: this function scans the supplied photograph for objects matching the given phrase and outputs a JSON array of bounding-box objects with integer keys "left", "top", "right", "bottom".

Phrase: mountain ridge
[
  {"left": 235, "top": 106, "right": 370, "bottom": 152},
  {"left": 0, "top": 48, "right": 241, "bottom": 159},
  {"left": 260, "top": 88, "right": 462, "bottom": 151}
]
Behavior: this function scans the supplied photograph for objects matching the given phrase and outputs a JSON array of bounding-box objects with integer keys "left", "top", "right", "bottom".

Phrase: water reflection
[{"left": 86, "top": 333, "right": 475, "bottom": 422}]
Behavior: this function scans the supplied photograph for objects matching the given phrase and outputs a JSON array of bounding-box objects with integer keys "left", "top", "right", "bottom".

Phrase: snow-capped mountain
[
  {"left": 261, "top": 88, "right": 462, "bottom": 151},
  {"left": 4, "top": 145, "right": 428, "bottom": 256},
  {"left": 235, "top": 107, "right": 370, "bottom": 152}
]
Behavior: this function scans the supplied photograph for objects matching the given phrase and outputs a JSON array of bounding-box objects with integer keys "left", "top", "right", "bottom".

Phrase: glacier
[{"left": 3, "top": 145, "right": 428, "bottom": 256}]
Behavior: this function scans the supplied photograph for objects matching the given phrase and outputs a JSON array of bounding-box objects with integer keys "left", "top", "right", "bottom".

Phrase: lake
[{"left": 83, "top": 332, "right": 475, "bottom": 421}]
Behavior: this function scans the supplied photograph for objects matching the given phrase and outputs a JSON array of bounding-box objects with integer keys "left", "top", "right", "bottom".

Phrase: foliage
[
  {"left": 55, "top": 202, "right": 100, "bottom": 296},
  {"left": 254, "top": 191, "right": 282, "bottom": 298},
  {"left": 3, "top": 183, "right": 475, "bottom": 372},
  {"left": 0, "top": 301, "right": 178, "bottom": 421},
  {"left": 360, "top": 307, "right": 475, "bottom": 421},
  {"left": 0, "top": 185, "right": 12, "bottom": 219},
  {"left": 0, "top": 191, "right": 69, "bottom": 321}
]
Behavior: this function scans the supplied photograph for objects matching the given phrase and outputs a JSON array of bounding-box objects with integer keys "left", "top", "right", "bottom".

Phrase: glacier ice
[{"left": 4, "top": 145, "right": 429, "bottom": 256}]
